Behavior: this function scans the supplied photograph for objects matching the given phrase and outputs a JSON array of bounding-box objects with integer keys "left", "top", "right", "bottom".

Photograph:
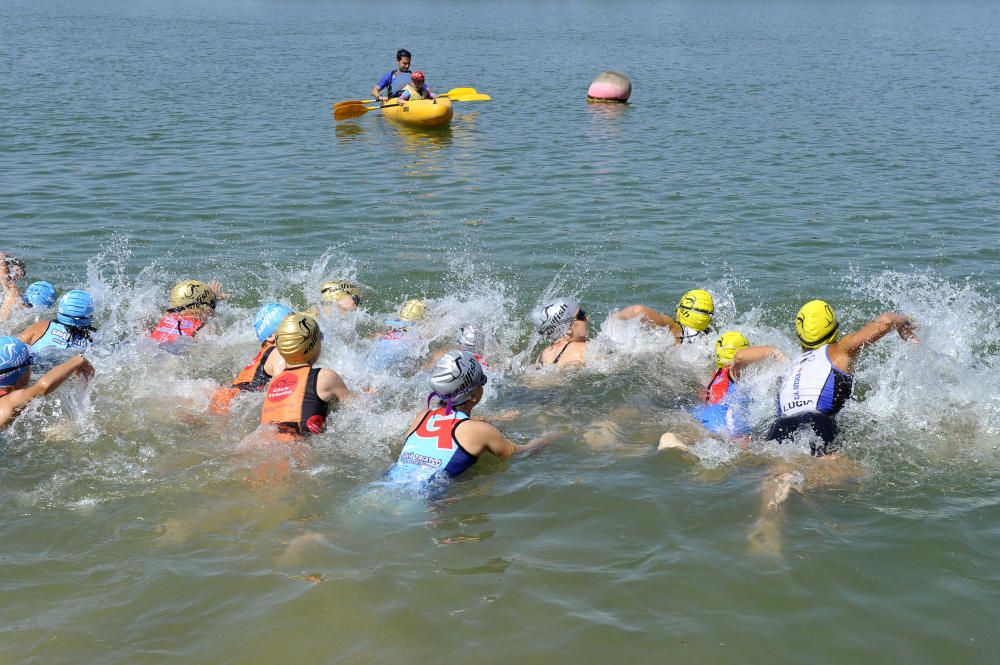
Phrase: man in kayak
[
  {"left": 397, "top": 71, "right": 435, "bottom": 101},
  {"left": 371, "top": 48, "right": 413, "bottom": 103}
]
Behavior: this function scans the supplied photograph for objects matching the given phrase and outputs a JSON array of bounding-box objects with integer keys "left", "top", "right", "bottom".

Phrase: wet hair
[
  {"left": 396, "top": 49, "right": 411, "bottom": 60},
  {"left": 4, "top": 256, "right": 25, "bottom": 276}
]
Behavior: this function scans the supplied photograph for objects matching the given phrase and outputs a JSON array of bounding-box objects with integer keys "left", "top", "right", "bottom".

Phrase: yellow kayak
[{"left": 381, "top": 97, "right": 453, "bottom": 128}]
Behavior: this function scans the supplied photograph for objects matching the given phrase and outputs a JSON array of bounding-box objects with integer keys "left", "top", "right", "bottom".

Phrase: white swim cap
[
  {"left": 428, "top": 350, "right": 487, "bottom": 414},
  {"left": 530, "top": 297, "right": 580, "bottom": 340}
]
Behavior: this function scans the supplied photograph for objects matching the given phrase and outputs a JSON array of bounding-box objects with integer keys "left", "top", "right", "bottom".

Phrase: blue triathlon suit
[
  {"left": 387, "top": 408, "right": 479, "bottom": 488},
  {"left": 690, "top": 367, "right": 751, "bottom": 438},
  {"left": 30, "top": 321, "right": 91, "bottom": 363}
]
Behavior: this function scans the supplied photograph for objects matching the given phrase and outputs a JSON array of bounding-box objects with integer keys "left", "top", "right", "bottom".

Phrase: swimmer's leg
[{"left": 749, "top": 465, "right": 804, "bottom": 557}]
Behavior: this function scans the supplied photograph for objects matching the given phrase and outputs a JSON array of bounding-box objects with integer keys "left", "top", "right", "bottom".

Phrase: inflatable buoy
[{"left": 587, "top": 71, "right": 631, "bottom": 103}]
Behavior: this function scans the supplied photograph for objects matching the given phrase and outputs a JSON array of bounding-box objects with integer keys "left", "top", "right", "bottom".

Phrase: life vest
[
  {"left": 703, "top": 368, "right": 734, "bottom": 405},
  {"left": 777, "top": 345, "right": 854, "bottom": 417},
  {"left": 232, "top": 344, "right": 275, "bottom": 392},
  {"left": 389, "top": 408, "right": 478, "bottom": 483},
  {"left": 209, "top": 344, "right": 276, "bottom": 415},
  {"left": 30, "top": 321, "right": 91, "bottom": 355},
  {"left": 402, "top": 82, "right": 431, "bottom": 100},
  {"left": 260, "top": 366, "right": 329, "bottom": 436},
  {"left": 151, "top": 314, "right": 206, "bottom": 343}
]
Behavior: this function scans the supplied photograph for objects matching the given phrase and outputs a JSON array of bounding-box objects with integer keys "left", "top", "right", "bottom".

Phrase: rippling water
[{"left": 2, "top": 0, "right": 999, "bottom": 663}]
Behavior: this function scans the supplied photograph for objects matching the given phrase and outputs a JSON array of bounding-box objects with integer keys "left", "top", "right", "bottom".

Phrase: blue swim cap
[
  {"left": 22, "top": 281, "right": 57, "bottom": 308},
  {"left": 56, "top": 290, "right": 94, "bottom": 328},
  {"left": 0, "top": 336, "right": 32, "bottom": 387},
  {"left": 253, "top": 303, "right": 295, "bottom": 343}
]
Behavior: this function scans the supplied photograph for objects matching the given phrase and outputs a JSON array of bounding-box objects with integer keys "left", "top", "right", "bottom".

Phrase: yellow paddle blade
[
  {"left": 334, "top": 99, "right": 375, "bottom": 110},
  {"left": 444, "top": 87, "right": 478, "bottom": 97},
  {"left": 334, "top": 103, "right": 374, "bottom": 121},
  {"left": 449, "top": 92, "right": 491, "bottom": 101}
]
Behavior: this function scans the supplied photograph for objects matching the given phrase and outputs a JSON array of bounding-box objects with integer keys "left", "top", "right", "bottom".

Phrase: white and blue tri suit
[
  {"left": 387, "top": 408, "right": 479, "bottom": 487},
  {"left": 767, "top": 344, "right": 854, "bottom": 455}
]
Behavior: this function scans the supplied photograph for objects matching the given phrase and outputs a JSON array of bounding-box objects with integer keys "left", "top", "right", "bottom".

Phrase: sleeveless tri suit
[
  {"left": 208, "top": 343, "right": 276, "bottom": 414},
  {"left": 259, "top": 366, "right": 329, "bottom": 437},
  {"left": 387, "top": 408, "right": 479, "bottom": 485},
  {"left": 29, "top": 321, "right": 91, "bottom": 357},
  {"left": 767, "top": 344, "right": 854, "bottom": 455},
  {"left": 151, "top": 314, "right": 206, "bottom": 344},
  {"left": 690, "top": 367, "right": 751, "bottom": 438}
]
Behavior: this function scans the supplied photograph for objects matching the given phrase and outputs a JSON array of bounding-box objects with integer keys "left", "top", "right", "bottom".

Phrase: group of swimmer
[{"left": 1, "top": 249, "right": 918, "bottom": 553}]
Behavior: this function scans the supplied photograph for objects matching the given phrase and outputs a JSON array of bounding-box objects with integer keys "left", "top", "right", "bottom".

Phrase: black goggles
[
  {"left": 0, "top": 362, "right": 31, "bottom": 377},
  {"left": 575, "top": 309, "right": 588, "bottom": 321}
]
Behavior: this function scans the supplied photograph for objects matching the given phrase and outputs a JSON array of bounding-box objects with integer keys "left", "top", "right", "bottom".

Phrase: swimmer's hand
[
  {"left": 75, "top": 357, "right": 95, "bottom": 384},
  {"left": 898, "top": 318, "right": 919, "bottom": 344},
  {"left": 207, "top": 280, "right": 230, "bottom": 301},
  {"left": 361, "top": 385, "right": 378, "bottom": 395}
]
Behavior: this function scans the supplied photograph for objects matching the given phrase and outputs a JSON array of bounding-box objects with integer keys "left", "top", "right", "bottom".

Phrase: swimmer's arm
[
  {"left": 16, "top": 320, "right": 49, "bottom": 345},
  {"left": 730, "top": 345, "right": 787, "bottom": 377},
  {"left": 316, "top": 368, "right": 355, "bottom": 402},
  {"left": 614, "top": 305, "right": 683, "bottom": 341},
  {"left": 836, "top": 313, "right": 918, "bottom": 366},
  {"left": 0, "top": 258, "right": 21, "bottom": 322},
  {"left": 206, "top": 280, "right": 230, "bottom": 301},
  {"left": 1, "top": 356, "right": 93, "bottom": 423},
  {"left": 471, "top": 409, "right": 520, "bottom": 424},
  {"left": 420, "top": 348, "right": 449, "bottom": 370}
]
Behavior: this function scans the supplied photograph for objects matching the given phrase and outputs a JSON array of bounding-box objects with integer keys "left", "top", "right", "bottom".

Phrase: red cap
[{"left": 411, "top": 70, "right": 425, "bottom": 81}]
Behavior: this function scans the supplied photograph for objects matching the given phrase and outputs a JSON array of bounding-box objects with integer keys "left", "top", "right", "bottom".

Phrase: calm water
[{"left": 2, "top": 0, "right": 999, "bottom": 663}]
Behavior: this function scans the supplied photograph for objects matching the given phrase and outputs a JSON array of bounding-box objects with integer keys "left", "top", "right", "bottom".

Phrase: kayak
[{"left": 381, "top": 97, "right": 453, "bottom": 128}]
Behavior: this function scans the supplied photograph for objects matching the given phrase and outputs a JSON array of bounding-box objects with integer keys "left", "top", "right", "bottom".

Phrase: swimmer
[
  {"left": 387, "top": 350, "right": 554, "bottom": 487},
  {"left": 658, "top": 331, "right": 785, "bottom": 457},
  {"left": 150, "top": 280, "right": 227, "bottom": 344},
  {"left": 531, "top": 297, "right": 589, "bottom": 367},
  {"left": 368, "top": 298, "right": 429, "bottom": 372},
  {"left": 259, "top": 313, "right": 355, "bottom": 437},
  {"left": 750, "top": 300, "right": 917, "bottom": 555},
  {"left": 17, "top": 290, "right": 96, "bottom": 358},
  {"left": 616, "top": 289, "right": 716, "bottom": 345},
  {"left": 0, "top": 253, "right": 27, "bottom": 321},
  {"left": 209, "top": 303, "right": 294, "bottom": 415},
  {"left": 319, "top": 280, "right": 362, "bottom": 315},
  {"left": 425, "top": 324, "right": 490, "bottom": 369},
  {"left": 22, "top": 281, "right": 57, "bottom": 310},
  {"left": 0, "top": 336, "right": 93, "bottom": 430}
]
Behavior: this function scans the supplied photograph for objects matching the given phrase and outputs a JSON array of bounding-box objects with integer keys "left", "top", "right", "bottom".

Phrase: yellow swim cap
[
  {"left": 795, "top": 300, "right": 839, "bottom": 349},
  {"left": 275, "top": 313, "right": 322, "bottom": 365},
  {"left": 675, "top": 289, "right": 714, "bottom": 332},
  {"left": 399, "top": 299, "right": 427, "bottom": 323},
  {"left": 715, "top": 331, "right": 750, "bottom": 368},
  {"left": 169, "top": 280, "right": 216, "bottom": 311},
  {"left": 320, "top": 280, "right": 362, "bottom": 304}
]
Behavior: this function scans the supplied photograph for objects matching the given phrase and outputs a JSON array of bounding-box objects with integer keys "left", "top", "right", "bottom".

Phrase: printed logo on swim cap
[{"left": 532, "top": 298, "right": 579, "bottom": 340}]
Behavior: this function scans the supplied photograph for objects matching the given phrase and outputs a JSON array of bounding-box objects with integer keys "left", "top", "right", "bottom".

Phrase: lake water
[{"left": 1, "top": 0, "right": 999, "bottom": 663}]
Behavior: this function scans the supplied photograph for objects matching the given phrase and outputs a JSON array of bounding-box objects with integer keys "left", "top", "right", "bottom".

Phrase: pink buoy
[{"left": 587, "top": 71, "right": 631, "bottom": 103}]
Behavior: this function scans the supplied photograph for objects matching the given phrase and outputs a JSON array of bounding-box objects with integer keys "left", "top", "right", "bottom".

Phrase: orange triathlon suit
[
  {"left": 209, "top": 342, "right": 277, "bottom": 414},
  {"left": 150, "top": 313, "right": 206, "bottom": 343},
  {"left": 259, "top": 366, "right": 329, "bottom": 436}
]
